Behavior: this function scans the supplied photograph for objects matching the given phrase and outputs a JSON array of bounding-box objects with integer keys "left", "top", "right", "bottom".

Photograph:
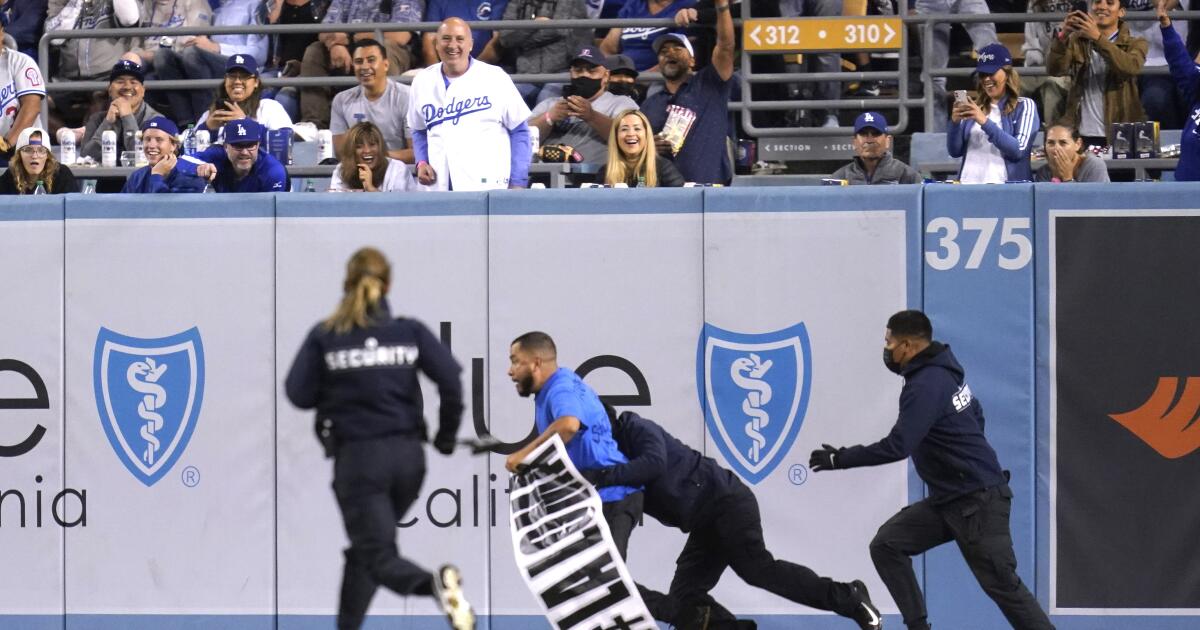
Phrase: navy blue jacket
[
  {"left": 947, "top": 96, "right": 1039, "bottom": 183},
  {"left": 192, "top": 145, "right": 289, "bottom": 193},
  {"left": 1162, "top": 23, "right": 1200, "bottom": 181},
  {"left": 839, "top": 342, "right": 1006, "bottom": 503},
  {"left": 284, "top": 300, "right": 464, "bottom": 443},
  {"left": 587, "top": 411, "right": 740, "bottom": 532},
  {"left": 121, "top": 161, "right": 209, "bottom": 194}
]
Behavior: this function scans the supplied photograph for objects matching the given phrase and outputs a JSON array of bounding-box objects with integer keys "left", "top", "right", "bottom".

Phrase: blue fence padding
[
  {"left": 65, "top": 193, "right": 276, "bottom": 219},
  {"left": 488, "top": 186, "right": 704, "bottom": 215},
  {"left": 0, "top": 195, "right": 64, "bottom": 221},
  {"left": 277, "top": 190, "right": 489, "bottom": 217}
]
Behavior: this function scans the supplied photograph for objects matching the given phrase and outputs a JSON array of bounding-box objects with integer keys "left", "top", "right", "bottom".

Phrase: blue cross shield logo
[
  {"left": 93, "top": 327, "right": 205, "bottom": 487},
  {"left": 696, "top": 322, "right": 812, "bottom": 484}
]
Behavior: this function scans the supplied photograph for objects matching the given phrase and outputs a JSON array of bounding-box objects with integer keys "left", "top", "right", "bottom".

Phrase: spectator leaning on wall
[
  {"left": 831, "top": 112, "right": 922, "bottom": 185},
  {"left": 192, "top": 118, "right": 290, "bottom": 192},
  {"left": 1035, "top": 122, "right": 1111, "bottom": 182},
  {"left": 122, "top": 117, "right": 210, "bottom": 193}
]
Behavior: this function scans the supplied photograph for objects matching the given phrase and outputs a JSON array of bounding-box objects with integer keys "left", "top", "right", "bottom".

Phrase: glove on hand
[
  {"left": 433, "top": 435, "right": 456, "bottom": 456},
  {"left": 809, "top": 444, "right": 844, "bottom": 472}
]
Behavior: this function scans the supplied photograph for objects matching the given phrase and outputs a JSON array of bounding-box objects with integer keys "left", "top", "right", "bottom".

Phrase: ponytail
[{"left": 323, "top": 247, "right": 391, "bottom": 334}]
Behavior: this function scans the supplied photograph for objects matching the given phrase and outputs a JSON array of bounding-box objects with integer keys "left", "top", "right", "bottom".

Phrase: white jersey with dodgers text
[
  {"left": 0, "top": 49, "right": 46, "bottom": 139},
  {"left": 406, "top": 59, "right": 531, "bottom": 191}
]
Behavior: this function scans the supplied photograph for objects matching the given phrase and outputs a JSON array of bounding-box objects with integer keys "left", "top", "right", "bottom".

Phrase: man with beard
[
  {"left": 80, "top": 60, "right": 162, "bottom": 164},
  {"left": 642, "top": 0, "right": 734, "bottom": 185},
  {"left": 528, "top": 46, "right": 639, "bottom": 165},
  {"left": 121, "top": 117, "right": 209, "bottom": 193},
  {"left": 504, "top": 331, "right": 643, "bottom": 559},
  {"left": 831, "top": 112, "right": 921, "bottom": 185},
  {"left": 193, "top": 118, "right": 289, "bottom": 192},
  {"left": 331, "top": 39, "right": 414, "bottom": 163}
]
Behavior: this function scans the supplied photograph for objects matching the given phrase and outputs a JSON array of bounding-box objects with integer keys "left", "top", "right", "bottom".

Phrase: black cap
[
  {"left": 605, "top": 54, "right": 638, "bottom": 78},
  {"left": 109, "top": 59, "right": 145, "bottom": 83},
  {"left": 571, "top": 45, "right": 607, "bottom": 68}
]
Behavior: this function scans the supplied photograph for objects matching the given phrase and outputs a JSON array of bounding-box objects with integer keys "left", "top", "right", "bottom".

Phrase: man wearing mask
[
  {"left": 192, "top": 118, "right": 289, "bottom": 192},
  {"left": 528, "top": 46, "right": 638, "bottom": 165},
  {"left": 809, "top": 310, "right": 1054, "bottom": 630},
  {"left": 605, "top": 54, "right": 644, "bottom": 103},
  {"left": 122, "top": 117, "right": 209, "bottom": 193},
  {"left": 831, "top": 112, "right": 921, "bottom": 185}
]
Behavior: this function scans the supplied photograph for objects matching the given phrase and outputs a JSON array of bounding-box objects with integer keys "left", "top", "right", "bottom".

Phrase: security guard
[
  {"left": 589, "top": 410, "right": 883, "bottom": 630},
  {"left": 810, "top": 309, "right": 1054, "bottom": 630},
  {"left": 284, "top": 247, "right": 474, "bottom": 630}
]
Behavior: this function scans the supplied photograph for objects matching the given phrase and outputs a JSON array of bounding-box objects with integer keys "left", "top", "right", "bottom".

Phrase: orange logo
[{"left": 1108, "top": 377, "right": 1200, "bottom": 459}]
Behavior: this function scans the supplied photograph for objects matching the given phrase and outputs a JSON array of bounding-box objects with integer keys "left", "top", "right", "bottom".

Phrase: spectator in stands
[
  {"left": 331, "top": 39, "right": 413, "bottom": 163},
  {"left": 529, "top": 46, "right": 639, "bottom": 166},
  {"left": 122, "top": 117, "right": 211, "bottom": 192},
  {"left": 3, "top": 0, "right": 48, "bottom": 59},
  {"left": 499, "top": 0, "right": 590, "bottom": 107},
  {"left": 45, "top": 0, "right": 140, "bottom": 125},
  {"left": 1128, "top": 0, "right": 1188, "bottom": 128},
  {"left": 1023, "top": 0, "right": 1073, "bottom": 124},
  {"left": 153, "top": 0, "right": 269, "bottom": 127},
  {"left": 331, "top": 121, "right": 416, "bottom": 191},
  {"left": 1047, "top": 0, "right": 1147, "bottom": 148},
  {"left": 832, "top": 112, "right": 922, "bottom": 184},
  {"left": 602, "top": 109, "right": 685, "bottom": 186},
  {"left": 642, "top": 0, "right": 734, "bottom": 186},
  {"left": 80, "top": 60, "right": 163, "bottom": 163},
  {"left": 197, "top": 54, "right": 294, "bottom": 141},
  {"left": 0, "top": 15, "right": 46, "bottom": 164},
  {"left": 423, "top": 0, "right": 507, "bottom": 65},
  {"left": 192, "top": 118, "right": 290, "bottom": 191},
  {"left": 267, "top": 0, "right": 330, "bottom": 120},
  {"left": 0, "top": 128, "right": 80, "bottom": 194},
  {"left": 780, "top": 0, "right": 841, "bottom": 129},
  {"left": 1035, "top": 122, "right": 1111, "bottom": 182},
  {"left": 408, "top": 18, "right": 532, "bottom": 190},
  {"left": 947, "top": 44, "right": 1039, "bottom": 183},
  {"left": 1158, "top": 0, "right": 1200, "bottom": 180},
  {"left": 605, "top": 54, "right": 645, "bottom": 103},
  {"left": 600, "top": 0, "right": 693, "bottom": 72},
  {"left": 915, "top": 0, "right": 998, "bottom": 132},
  {"left": 299, "top": 0, "right": 417, "bottom": 128},
  {"left": 126, "top": 0, "right": 212, "bottom": 67}
]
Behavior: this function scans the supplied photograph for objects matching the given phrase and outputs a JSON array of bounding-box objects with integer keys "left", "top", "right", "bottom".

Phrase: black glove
[
  {"left": 433, "top": 434, "right": 456, "bottom": 456},
  {"left": 809, "top": 444, "right": 844, "bottom": 472}
]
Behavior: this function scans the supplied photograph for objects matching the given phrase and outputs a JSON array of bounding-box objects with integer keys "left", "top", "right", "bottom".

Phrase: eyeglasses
[
  {"left": 229, "top": 142, "right": 259, "bottom": 151},
  {"left": 20, "top": 146, "right": 49, "bottom": 157}
]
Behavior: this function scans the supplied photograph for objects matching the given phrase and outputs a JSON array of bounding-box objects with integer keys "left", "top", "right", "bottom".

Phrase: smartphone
[
  {"left": 560, "top": 84, "right": 576, "bottom": 99},
  {"left": 1070, "top": 0, "right": 1088, "bottom": 13},
  {"left": 954, "top": 90, "right": 969, "bottom": 104}
]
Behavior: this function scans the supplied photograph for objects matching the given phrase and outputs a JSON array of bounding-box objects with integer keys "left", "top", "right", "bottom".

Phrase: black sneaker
[
  {"left": 847, "top": 580, "right": 883, "bottom": 629},
  {"left": 433, "top": 564, "right": 475, "bottom": 630}
]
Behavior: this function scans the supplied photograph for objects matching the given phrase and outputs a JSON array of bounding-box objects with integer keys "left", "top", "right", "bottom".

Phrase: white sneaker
[{"left": 433, "top": 564, "right": 475, "bottom": 630}]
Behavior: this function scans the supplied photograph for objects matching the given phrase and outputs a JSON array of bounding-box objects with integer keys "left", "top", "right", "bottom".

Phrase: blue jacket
[
  {"left": 947, "top": 96, "right": 1039, "bottom": 182},
  {"left": 120, "top": 158, "right": 209, "bottom": 194},
  {"left": 284, "top": 300, "right": 464, "bottom": 444},
  {"left": 839, "top": 342, "right": 1006, "bottom": 503},
  {"left": 192, "top": 145, "right": 289, "bottom": 193},
  {"left": 1162, "top": 23, "right": 1200, "bottom": 181},
  {"left": 586, "top": 411, "right": 740, "bottom": 532}
]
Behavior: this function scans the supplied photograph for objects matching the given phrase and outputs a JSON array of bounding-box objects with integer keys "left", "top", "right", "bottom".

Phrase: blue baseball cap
[
  {"left": 225, "top": 53, "right": 258, "bottom": 75},
  {"left": 854, "top": 112, "right": 888, "bottom": 134},
  {"left": 109, "top": 59, "right": 145, "bottom": 83},
  {"left": 223, "top": 118, "right": 264, "bottom": 145},
  {"left": 142, "top": 116, "right": 179, "bottom": 137},
  {"left": 975, "top": 43, "right": 1012, "bottom": 75}
]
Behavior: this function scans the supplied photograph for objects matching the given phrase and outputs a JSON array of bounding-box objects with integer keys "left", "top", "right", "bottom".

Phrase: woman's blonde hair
[
  {"left": 337, "top": 122, "right": 389, "bottom": 190},
  {"left": 323, "top": 247, "right": 391, "bottom": 334},
  {"left": 208, "top": 69, "right": 263, "bottom": 120},
  {"left": 11, "top": 131, "right": 61, "bottom": 193},
  {"left": 604, "top": 109, "right": 657, "bottom": 188},
  {"left": 976, "top": 65, "right": 1022, "bottom": 116}
]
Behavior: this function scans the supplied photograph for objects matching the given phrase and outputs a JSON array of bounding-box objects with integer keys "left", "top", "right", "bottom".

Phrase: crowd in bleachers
[{"left": 3, "top": 0, "right": 1200, "bottom": 194}]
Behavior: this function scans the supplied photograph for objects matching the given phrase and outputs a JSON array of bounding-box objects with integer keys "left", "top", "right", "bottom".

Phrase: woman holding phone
[{"left": 947, "top": 44, "right": 1040, "bottom": 184}]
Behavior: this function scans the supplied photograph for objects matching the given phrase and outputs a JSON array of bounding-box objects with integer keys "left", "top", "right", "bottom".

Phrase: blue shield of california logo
[
  {"left": 93, "top": 327, "right": 205, "bottom": 487},
  {"left": 696, "top": 322, "right": 812, "bottom": 484}
]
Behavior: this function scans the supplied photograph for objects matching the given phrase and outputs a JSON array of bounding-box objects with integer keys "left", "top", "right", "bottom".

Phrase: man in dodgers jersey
[
  {"left": 407, "top": 17, "right": 532, "bottom": 190},
  {"left": 0, "top": 13, "right": 45, "bottom": 162}
]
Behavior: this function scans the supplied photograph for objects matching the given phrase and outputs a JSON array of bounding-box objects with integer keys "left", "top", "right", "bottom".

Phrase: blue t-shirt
[
  {"left": 426, "top": 0, "right": 509, "bottom": 58},
  {"left": 617, "top": 0, "right": 694, "bottom": 70},
  {"left": 535, "top": 368, "right": 638, "bottom": 503},
  {"left": 121, "top": 159, "right": 209, "bottom": 194},
  {"left": 193, "top": 145, "right": 290, "bottom": 193},
  {"left": 642, "top": 64, "right": 732, "bottom": 184}
]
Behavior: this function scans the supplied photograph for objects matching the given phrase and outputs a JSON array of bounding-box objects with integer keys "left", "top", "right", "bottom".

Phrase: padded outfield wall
[{"left": 0, "top": 186, "right": 1195, "bottom": 629}]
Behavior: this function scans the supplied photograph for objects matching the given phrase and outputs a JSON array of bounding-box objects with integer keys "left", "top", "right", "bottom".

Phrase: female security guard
[{"left": 285, "top": 247, "right": 474, "bottom": 630}]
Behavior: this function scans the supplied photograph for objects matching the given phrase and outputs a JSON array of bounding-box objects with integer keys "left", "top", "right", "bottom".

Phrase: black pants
[
  {"left": 602, "top": 490, "right": 644, "bottom": 560},
  {"left": 333, "top": 435, "right": 434, "bottom": 630},
  {"left": 640, "top": 483, "right": 861, "bottom": 628},
  {"left": 869, "top": 483, "right": 1054, "bottom": 630}
]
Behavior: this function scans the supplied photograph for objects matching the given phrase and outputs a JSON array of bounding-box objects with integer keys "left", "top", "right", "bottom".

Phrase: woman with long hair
[
  {"left": 1036, "top": 122, "right": 1110, "bottom": 182},
  {"left": 196, "top": 55, "right": 293, "bottom": 141},
  {"left": 947, "top": 44, "right": 1040, "bottom": 184},
  {"left": 330, "top": 122, "right": 415, "bottom": 192},
  {"left": 284, "top": 247, "right": 475, "bottom": 630},
  {"left": 0, "top": 128, "right": 80, "bottom": 194},
  {"left": 602, "top": 109, "right": 685, "bottom": 187}
]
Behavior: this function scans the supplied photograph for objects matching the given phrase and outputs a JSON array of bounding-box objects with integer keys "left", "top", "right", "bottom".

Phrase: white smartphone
[{"left": 954, "top": 90, "right": 969, "bottom": 104}]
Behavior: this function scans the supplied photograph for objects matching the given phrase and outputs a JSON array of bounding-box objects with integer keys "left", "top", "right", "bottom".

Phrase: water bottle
[
  {"left": 58, "top": 128, "right": 76, "bottom": 165},
  {"left": 304, "top": 179, "right": 316, "bottom": 193},
  {"left": 33, "top": 180, "right": 47, "bottom": 195},
  {"left": 184, "top": 124, "right": 198, "bottom": 155},
  {"left": 202, "top": 180, "right": 215, "bottom": 193},
  {"left": 317, "top": 130, "right": 333, "bottom": 161},
  {"left": 195, "top": 129, "right": 210, "bottom": 153},
  {"left": 101, "top": 130, "right": 117, "bottom": 167},
  {"left": 529, "top": 125, "right": 540, "bottom": 161},
  {"left": 133, "top": 130, "right": 147, "bottom": 166}
]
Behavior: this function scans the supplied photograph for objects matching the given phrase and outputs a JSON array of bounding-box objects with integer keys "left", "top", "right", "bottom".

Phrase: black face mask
[
  {"left": 883, "top": 346, "right": 903, "bottom": 374},
  {"left": 608, "top": 82, "right": 644, "bottom": 103},
  {"left": 569, "top": 75, "right": 603, "bottom": 100}
]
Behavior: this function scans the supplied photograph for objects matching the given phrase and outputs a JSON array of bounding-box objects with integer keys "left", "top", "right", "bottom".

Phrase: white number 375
[{"left": 925, "top": 217, "right": 1033, "bottom": 271}]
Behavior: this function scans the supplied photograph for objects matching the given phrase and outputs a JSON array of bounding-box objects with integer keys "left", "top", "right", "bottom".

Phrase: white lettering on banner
[
  {"left": 952, "top": 383, "right": 973, "bottom": 412},
  {"left": 925, "top": 217, "right": 1033, "bottom": 271},
  {"left": 509, "top": 437, "right": 655, "bottom": 630},
  {"left": 324, "top": 337, "right": 418, "bottom": 371}
]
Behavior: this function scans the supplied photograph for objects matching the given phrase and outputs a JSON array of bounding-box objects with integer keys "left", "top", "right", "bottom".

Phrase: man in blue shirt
[
  {"left": 192, "top": 118, "right": 289, "bottom": 192},
  {"left": 121, "top": 117, "right": 209, "bottom": 193},
  {"left": 504, "top": 331, "right": 643, "bottom": 558},
  {"left": 641, "top": 0, "right": 734, "bottom": 185}
]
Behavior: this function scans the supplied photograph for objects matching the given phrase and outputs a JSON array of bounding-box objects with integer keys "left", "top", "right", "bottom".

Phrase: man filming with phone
[{"left": 528, "top": 46, "right": 639, "bottom": 165}]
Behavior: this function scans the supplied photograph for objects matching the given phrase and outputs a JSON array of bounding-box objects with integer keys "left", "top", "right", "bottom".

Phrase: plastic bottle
[
  {"left": 33, "top": 180, "right": 47, "bottom": 195},
  {"left": 304, "top": 179, "right": 316, "bottom": 193},
  {"left": 317, "top": 130, "right": 333, "bottom": 161},
  {"left": 529, "top": 125, "right": 540, "bottom": 161},
  {"left": 184, "top": 124, "right": 198, "bottom": 155},
  {"left": 195, "top": 129, "right": 211, "bottom": 153},
  {"left": 133, "top": 130, "right": 146, "bottom": 166},
  {"left": 101, "top": 130, "right": 117, "bottom": 167},
  {"left": 58, "top": 128, "right": 76, "bottom": 165}
]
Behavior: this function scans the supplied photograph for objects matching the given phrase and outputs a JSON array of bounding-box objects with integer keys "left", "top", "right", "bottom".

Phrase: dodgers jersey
[
  {"left": 406, "top": 59, "right": 530, "bottom": 191},
  {"left": 0, "top": 49, "right": 45, "bottom": 139}
]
